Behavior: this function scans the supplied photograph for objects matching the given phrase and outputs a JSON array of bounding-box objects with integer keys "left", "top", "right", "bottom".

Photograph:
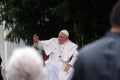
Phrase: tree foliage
[
  {"left": 0, "top": 0, "right": 64, "bottom": 45},
  {"left": 0, "top": 0, "right": 118, "bottom": 47},
  {"left": 51, "top": 0, "right": 118, "bottom": 47}
]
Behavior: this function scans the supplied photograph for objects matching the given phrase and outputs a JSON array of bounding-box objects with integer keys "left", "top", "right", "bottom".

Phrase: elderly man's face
[{"left": 58, "top": 32, "right": 68, "bottom": 44}]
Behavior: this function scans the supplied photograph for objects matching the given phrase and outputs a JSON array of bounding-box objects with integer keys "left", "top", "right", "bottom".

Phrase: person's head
[
  {"left": 6, "top": 47, "right": 46, "bottom": 80},
  {"left": 58, "top": 30, "right": 69, "bottom": 44},
  {"left": 110, "top": 0, "right": 120, "bottom": 27}
]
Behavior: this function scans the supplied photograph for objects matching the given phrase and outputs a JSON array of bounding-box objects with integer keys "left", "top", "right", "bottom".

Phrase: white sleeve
[
  {"left": 68, "top": 50, "right": 78, "bottom": 66},
  {"left": 34, "top": 41, "right": 44, "bottom": 50}
]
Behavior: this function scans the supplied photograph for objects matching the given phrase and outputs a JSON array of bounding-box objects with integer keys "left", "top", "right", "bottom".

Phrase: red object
[{"left": 42, "top": 50, "right": 49, "bottom": 61}]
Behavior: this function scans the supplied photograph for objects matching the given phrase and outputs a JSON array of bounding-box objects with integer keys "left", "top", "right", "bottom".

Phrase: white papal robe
[{"left": 34, "top": 38, "right": 78, "bottom": 80}]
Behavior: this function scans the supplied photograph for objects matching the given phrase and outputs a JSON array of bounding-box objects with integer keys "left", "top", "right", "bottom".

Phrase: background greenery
[{"left": 0, "top": 0, "right": 118, "bottom": 48}]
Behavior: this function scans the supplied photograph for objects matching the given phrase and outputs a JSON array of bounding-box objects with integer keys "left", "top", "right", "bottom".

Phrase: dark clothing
[
  {"left": 0, "top": 56, "right": 3, "bottom": 80},
  {"left": 72, "top": 32, "right": 120, "bottom": 80}
]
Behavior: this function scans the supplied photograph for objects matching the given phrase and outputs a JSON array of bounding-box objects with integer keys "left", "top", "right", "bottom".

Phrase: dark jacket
[{"left": 72, "top": 32, "right": 120, "bottom": 80}]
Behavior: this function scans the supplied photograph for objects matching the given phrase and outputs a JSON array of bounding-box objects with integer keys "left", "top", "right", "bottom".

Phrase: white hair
[
  {"left": 60, "top": 30, "right": 69, "bottom": 37},
  {"left": 6, "top": 47, "right": 46, "bottom": 80}
]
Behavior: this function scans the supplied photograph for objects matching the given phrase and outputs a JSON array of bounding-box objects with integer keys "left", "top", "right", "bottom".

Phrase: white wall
[
  {"left": 0, "top": 25, "right": 5, "bottom": 68},
  {"left": 0, "top": 24, "right": 26, "bottom": 69}
]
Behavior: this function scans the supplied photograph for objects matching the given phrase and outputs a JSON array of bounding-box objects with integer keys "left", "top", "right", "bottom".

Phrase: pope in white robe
[{"left": 33, "top": 30, "right": 78, "bottom": 80}]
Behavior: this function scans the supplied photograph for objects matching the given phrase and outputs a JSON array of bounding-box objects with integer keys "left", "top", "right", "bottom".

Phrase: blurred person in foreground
[
  {"left": 33, "top": 30, "right": 78, "bottom": 80},
  {"left": 72, "top": 1, "right": 120, "bottom": 80},
  {"left": 6, "top": 47, "right": 46, "bottom": 80}
]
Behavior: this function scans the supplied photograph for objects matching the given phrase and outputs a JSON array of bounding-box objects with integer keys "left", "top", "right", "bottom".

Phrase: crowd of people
[{"left": 3, "top": 0, "right": 120, "bottom": 80}]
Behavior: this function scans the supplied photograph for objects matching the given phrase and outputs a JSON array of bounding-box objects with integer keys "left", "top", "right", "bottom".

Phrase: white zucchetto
[{"left": 60, "top": 30, "right": 69, "bottom": 37}]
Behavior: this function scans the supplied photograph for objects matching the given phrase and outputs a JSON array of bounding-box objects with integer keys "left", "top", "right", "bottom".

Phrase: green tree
[
  {"left": 0, "top": 0, "right": 64, "bottom": 45},
  {"left": 51, "top": 0, "right": 117, "bottom": 47},
  {"left": 0, "top": 0, "right": 118, "bottom": 47}
]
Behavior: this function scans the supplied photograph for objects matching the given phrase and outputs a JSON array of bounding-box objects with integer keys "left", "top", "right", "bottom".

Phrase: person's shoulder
[
  {"left": 67, "top": 40, "right": 78, "bottom": 48},
  {"left": 51, "top": 37, "right": 57, "bottom": 40},
  {"left": 50, "top": 38, "right": 58, "bottom": 44},
  {"left": 50, "top": 38, "right": 57, "bottom": 41},
  {"left": 79, "top": 37, "right": 106, "bottom": 53}
]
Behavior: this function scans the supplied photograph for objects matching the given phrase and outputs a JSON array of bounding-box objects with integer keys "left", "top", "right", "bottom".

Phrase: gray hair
[{"left": 6, "top": 47, "right": 46, "bottom": 80}]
